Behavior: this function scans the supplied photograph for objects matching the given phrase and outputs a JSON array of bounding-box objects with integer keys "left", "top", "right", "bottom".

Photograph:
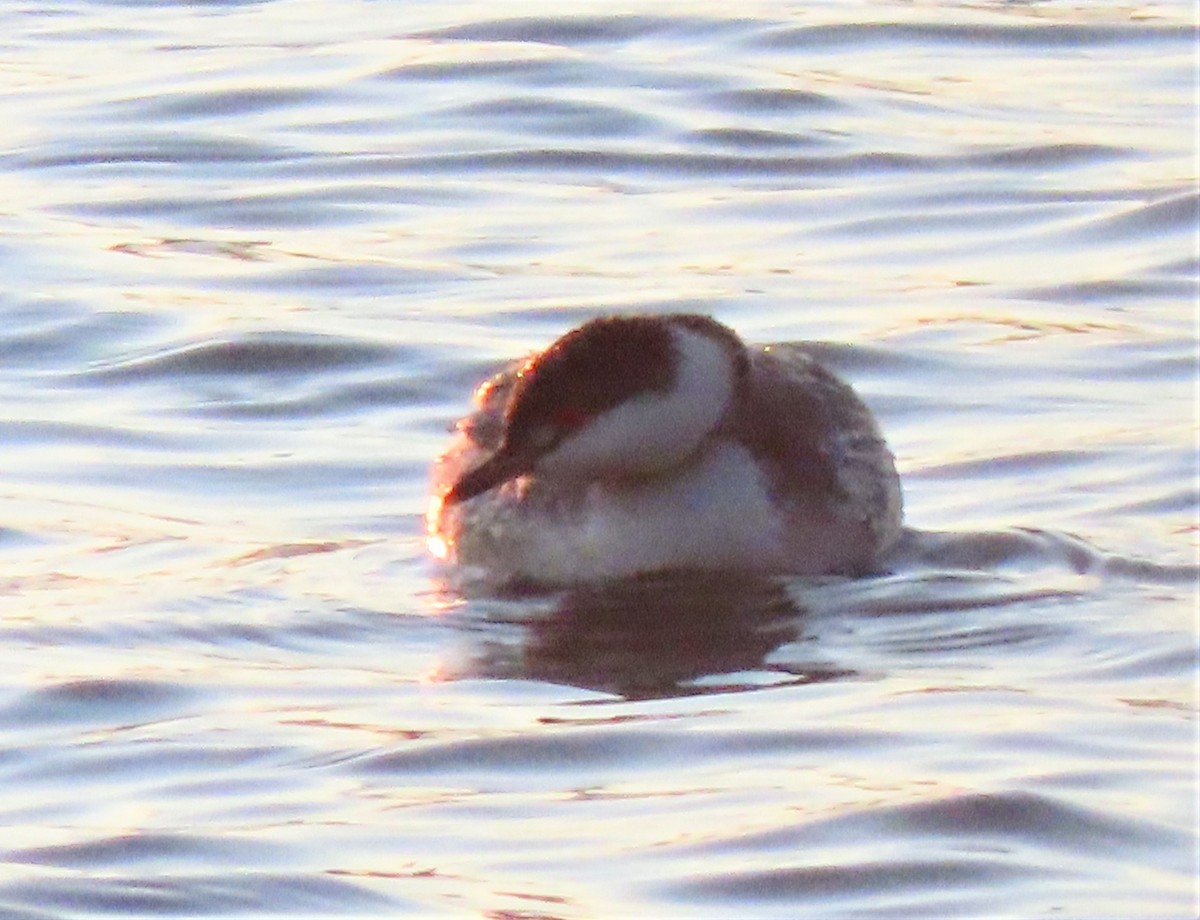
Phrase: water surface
[{"left": 0, "top": 1, "right": 1196, "bottom": 917}]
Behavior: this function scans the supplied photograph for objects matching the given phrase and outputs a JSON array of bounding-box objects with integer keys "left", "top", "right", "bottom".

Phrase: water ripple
[
  {"left": 0, "top": 872, "right": 398, "bottom": 916},
  {"left": 751, "top": 20, "right": 1192, "bottom": 51},
  {"left": 0, "top": 1, "right": 1194, "bottom": 917},
  {"left": 80, "top": 332, "right": 402, "bottom": 381}
]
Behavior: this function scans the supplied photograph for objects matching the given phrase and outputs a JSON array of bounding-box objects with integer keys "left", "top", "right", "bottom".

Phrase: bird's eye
[{"left": 552, "top": 405, "right": 589, "bottom": 430}]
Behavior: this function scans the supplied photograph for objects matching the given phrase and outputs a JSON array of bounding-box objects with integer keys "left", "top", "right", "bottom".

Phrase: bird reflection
[{"left": 458, "top": 572, "right": 855, "bottom": 701}]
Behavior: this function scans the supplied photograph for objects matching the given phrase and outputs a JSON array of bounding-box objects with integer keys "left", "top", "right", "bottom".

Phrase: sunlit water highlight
[{"left": 0, "top": 1, "right": 1196, "bottom": 917}]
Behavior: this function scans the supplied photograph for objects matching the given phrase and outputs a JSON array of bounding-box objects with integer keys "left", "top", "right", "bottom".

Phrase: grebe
[{"left": 428, "top": 314, "right": 901, "bottom": 586}]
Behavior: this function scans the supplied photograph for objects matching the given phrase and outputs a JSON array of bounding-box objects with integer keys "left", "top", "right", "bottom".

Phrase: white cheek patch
[{"left": 538, "top": 326, "right": 735, "bottom": 480}]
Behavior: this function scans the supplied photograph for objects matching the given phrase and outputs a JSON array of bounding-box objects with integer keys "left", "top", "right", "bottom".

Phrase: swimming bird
[{"left": 427, "top": 314, "right": 902, "bottom": 586}]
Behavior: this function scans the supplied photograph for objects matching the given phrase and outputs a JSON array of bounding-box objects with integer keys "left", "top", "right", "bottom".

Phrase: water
[{"left": 1, "top": 1, "right": 1196, "bottom": 917}]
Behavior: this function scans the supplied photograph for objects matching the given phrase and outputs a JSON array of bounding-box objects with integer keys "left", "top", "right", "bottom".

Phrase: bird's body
[{"left": 428, "top": 314, "right": 902, "bottom": 586}]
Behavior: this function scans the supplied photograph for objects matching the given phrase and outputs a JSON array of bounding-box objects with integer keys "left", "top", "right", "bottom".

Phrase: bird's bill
[{"left": 442, "top": 446, "right": 533, "bottom": 506}]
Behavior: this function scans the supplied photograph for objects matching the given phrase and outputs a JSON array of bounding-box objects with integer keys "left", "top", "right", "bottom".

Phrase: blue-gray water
[{"left": 1, "top": 2, "right": 1196, "bottom": 917}]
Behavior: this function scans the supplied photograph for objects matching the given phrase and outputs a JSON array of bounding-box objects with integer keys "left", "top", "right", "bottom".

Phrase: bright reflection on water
[{"left": 0, "top": 1, "right": 1196, "bottom": 918}]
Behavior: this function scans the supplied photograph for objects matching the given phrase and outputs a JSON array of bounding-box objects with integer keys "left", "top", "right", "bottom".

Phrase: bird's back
[{"left": 733, "top": 343, "right": 903, "bottom": 570}]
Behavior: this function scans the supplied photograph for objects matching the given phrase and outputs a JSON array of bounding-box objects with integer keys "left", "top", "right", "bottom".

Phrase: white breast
[{"left": 438, "top": 440, "right": 788, "bottom": 586}]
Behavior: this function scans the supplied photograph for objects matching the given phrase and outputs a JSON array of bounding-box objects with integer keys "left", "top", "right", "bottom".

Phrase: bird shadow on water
[
  {"left": 431, "top": 524, "right": 1195, "bottom": 702},
  {"left": 448, "top": 571, "right": 854, "bottom": 702}
]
